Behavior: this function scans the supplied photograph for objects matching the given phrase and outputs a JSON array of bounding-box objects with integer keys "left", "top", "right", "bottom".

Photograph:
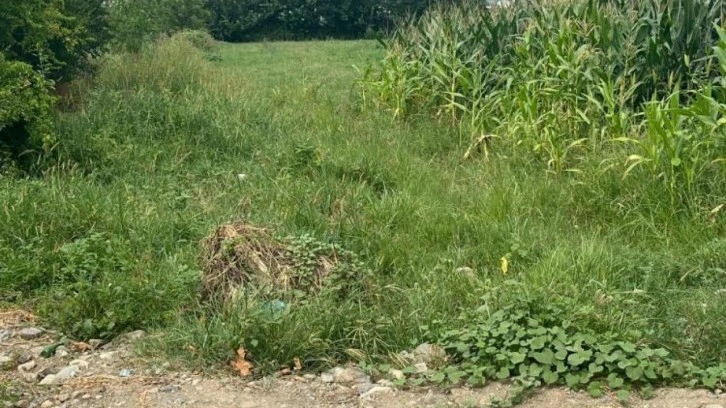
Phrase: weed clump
[{"left": 201, "top": 220, "right": 370, "bottom": 305}]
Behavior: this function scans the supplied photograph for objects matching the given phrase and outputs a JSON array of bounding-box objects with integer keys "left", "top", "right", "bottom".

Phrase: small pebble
[
  {"left": 303, "top": 374, "right": 317, "bottom": 380},
  {"left": 40, "top": 400, "right": 53, "bottom": 408},
  {"left": 17, "top": 361, "right": 35, "bottom": 372},
  {"left": 39, "top": 374, "right": 58, "bottom": 386},
  {"left": 414, "top": 362, "right": 428, "bottom": 373},
  {"left": 320, "top": 373, "right": 335, "bottom": 383},
  {"left": 360, "top": 386, "right": 392, "bottom": 399},
  {"left": 0, "top": 330, "right": 10, "bottom": 342},
  {"left": 19, "top": 328, "right": 44, "bottom": 340},
  {"left": 159, "top": 385, "right": 181, "bottom": 393},
  {"left": 13, "top": 401, "right": 29, "bottom": 408},
  {"left": 119, "top": 368, "right": 134, "bottom": 377},
  {"left": 56, "top": 393, "right": 70, "bottom": 403},
  {"left": 389, "top": 369, "right": 405, "bottom": 380},
  {"left": 125, "top": 330, "right": 146, "bottom": 341},
  {"left": 16, "top": 352, "right": 33, "bottom": 364},
  {"left": 354, "top": 383, "right": 375, "bottom": 395},
  {"left": 99, "top": 351, "right": 116, "bottom": 361},
  {"left": 71, "top": 391, "right": 83, "bottom": 399},
  {"left": 192, "top": 378, "right": 201, "bottom": 386},
  {"left": 54, "top": 347, "right": 69, "bottom": 358},
  {"left": 69, "top": 359, "right": 89, "bottom": 370}
]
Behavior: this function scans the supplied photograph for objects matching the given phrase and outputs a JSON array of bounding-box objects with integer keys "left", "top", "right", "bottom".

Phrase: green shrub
[
  {"left": 38, "top": 233, "right": 198, "bottom": 340},
  {"left": 108, "top": 0, "right": 210, "bottom": 52},
  {"left": 173, "top": 30, "right": 219, "bottom": 53},
  {"left": 0, "top": 56, "right": 56, "bottom": 171}
]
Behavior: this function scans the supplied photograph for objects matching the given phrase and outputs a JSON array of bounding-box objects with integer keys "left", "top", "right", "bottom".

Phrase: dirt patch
[{"left": 3, "top": 310, "right": 725, "bottom": 408}]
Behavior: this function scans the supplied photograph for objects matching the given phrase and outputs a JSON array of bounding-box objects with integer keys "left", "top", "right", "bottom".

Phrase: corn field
[{"left": 363, "top": 0, "right": 726, "bottom": 205}]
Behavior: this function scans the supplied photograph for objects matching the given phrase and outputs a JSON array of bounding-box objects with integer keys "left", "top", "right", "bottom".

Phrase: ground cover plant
[{"left": 1, "top": 0, "right": 725, "bottom": 404}]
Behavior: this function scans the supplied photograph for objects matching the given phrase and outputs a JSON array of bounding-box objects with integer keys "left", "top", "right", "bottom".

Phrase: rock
[
  {"left": 16, "top": 352, "right": 32, "bottom": 364},
  {"left": 360, "top": 386, "right": 392, "bottom": 399},
  {"left": 58, "top": 365, "right": 80, "bottom": 380},
  {"left": 71, "top": 391, "right": 83, "bottom": 399},
  {"left": 54, "top": 347, "right": 68, "bottom": 358},
  {"left": 39, "top": 374, "right": 58, "bottom": 386},
  {"left": 125, "top": 330, "right": 146, "bottom": 341},
  {"left": 0, "top": 330, "right": 10, "bottom": 342},
  {"left": 88, "top": 339, "right": 104, "bottom": 349},
  {"left": 17, "top": 361, "right": 35, "bottom": 372},
  {"left": 192, "top": 378, "right": 201, "bottom": 386},
  {"left": 413, "top": 343, "right": 447, "bottom": 366},
  {"left": 716, "top": 389, "right": 723, "bottom": 395},
  {"left": 56, "top": 394, "right": 70, "bottom": 403},
  {"left": 40, "top": 401, "right": 53, "bottom": 408},
  {"left": 320, "top": 372, "right": 335, "bottom": 383},
  {"left": 326, "top": 366, "right": 370, "bottom": 385},
  {"left": 21, "top": 372, "right": 36, "bottom": 383},
  {"left": 99, "top": 351, "right": 116, "bottom": 362},
  {"left": 159, "top": 385, "right": 181, "bottom": 393},
  {"left": 119, "top": 368, "right": 134, "bottom": 377},
  {"left": 69, "top": 359, "right": 89, "bottom": 370},
  {"left": 13, "top": 401, "right": 28, "bottom": 408},
  {"left": 456, "top": 267, "right": 477, "bottom": 281},
  {"left": 353, "top": 383, "right": 375, "bottom": 395},
  {"left": 38, "top": 366, "right": 57, "bottom": 377},
  {"left": 389, "top": 369, "right": 405, "bottom": 380},
  {"left": 19, "top": 328, "right": 44, "bottom": 340},
  {"left": 303, "top": 374, "right": 317, "bottom": 381},
  {"left": 414, "top": 362, "right": 428, "bottom": 373},
  {"left": 38, "top": 365, "right": 79, "bottom": 385},
  {"left": 81, "top": 394, "right": 91, "bottom": 400},
  {"left": 377, "top": 379, "right": 395, "bottom": 387}
]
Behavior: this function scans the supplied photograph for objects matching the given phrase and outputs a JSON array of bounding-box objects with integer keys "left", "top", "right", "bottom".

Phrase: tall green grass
[{"left": 364, "top": 0, "right": 726, "bottom": 206}]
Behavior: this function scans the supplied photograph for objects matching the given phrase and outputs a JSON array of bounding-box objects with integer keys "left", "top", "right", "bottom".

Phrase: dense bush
[
  {"left": 0, "top": 56, "right": 56, "bottom": 172},
  {"left": 108, "top": 0, "right": 210, "bottom": 52}
]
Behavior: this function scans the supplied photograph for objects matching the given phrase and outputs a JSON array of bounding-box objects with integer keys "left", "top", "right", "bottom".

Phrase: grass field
[{"left": 1, "top": 30, "right": 725, "bottom": 393}]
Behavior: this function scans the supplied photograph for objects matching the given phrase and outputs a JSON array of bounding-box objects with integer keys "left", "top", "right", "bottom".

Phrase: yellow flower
[{"left": 500, "top": 256, "right": 509, "bottom": 275}]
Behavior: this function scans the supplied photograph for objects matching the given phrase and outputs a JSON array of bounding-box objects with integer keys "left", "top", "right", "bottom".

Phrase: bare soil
[{"left": 2, "top": 310, "right": 723, "bottom": 408}]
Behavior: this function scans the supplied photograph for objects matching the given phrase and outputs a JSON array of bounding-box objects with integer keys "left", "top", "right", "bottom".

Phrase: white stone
[
  {"left": 389, "top": 369, "right": 405, "bottom": 380},
  {"left": 39, "top": 374, "right": 59, "bottom": 386},
  {"left": 69, "top": 359, "right": 89, "bottom": 370},
  {"left": 17, "top": 361, "right": 35, "bottom": 372},
  {"left": 19, "top": 328, "right": 44, "bottom": 340},
  {"left": 360, "top": 386, "right": 392, "bottom": 399}
]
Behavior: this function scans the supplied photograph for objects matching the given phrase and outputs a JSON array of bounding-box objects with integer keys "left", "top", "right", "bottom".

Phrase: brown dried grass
[{"left": 200, "top": 220, "right": 337, "bottom": 304}]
